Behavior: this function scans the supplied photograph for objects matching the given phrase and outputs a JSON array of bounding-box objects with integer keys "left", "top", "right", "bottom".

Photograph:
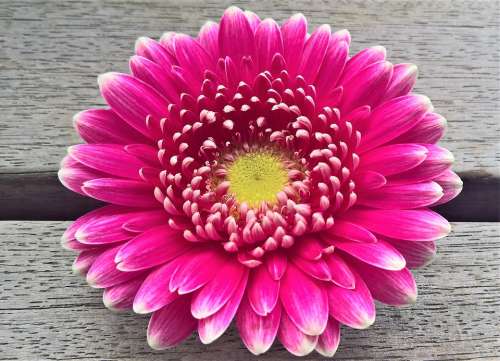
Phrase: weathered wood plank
[
  {"left": 0, "top": 221, "right": 499, "bottom": 360},
  {"left": 0, "top": 0, "right": 499, "bottom": 176}
]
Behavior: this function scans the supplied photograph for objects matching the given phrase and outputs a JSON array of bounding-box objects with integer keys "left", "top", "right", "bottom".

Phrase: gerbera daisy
[{"left": 59, "top": 6, "right": 463, "bottom": 357}]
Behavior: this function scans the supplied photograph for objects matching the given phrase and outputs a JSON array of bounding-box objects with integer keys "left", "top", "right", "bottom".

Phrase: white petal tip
[{"left": 97, "top": 72, "right": 118, "bottom": 89}]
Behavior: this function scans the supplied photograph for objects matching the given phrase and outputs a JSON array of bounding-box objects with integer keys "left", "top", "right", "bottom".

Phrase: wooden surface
[
  {"left": 0, "top": 222, "right": 498, "bottom": 360},
  {"left": 1, "top": 1, "right": 499, "bottom": 360}
]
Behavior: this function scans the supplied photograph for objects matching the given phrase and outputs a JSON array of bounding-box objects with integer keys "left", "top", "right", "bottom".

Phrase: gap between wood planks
[{"left": 0, "top": 171, "right": 498, "bottom": 221}]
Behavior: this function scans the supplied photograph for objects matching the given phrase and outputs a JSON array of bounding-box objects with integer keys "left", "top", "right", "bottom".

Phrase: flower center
[{"left": 227, "top": 150, "right": 288, "bottom": 207}]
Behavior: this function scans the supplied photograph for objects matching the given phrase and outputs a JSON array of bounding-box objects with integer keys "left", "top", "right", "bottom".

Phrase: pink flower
[{"left": 59, "top": 7, "right": 462, "bottom": 357}]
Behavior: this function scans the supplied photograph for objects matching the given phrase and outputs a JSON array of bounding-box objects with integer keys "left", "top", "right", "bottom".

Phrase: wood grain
[
  {"left": 1, "top": 0, "right": 499, "bottom": 176},
  {"left": 0, "top": 221, "right": 499, "bottom": 360}
]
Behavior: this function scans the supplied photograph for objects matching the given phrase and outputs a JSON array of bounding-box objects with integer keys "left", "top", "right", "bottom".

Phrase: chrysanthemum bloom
[{"left": 59, "top": 7, "right": 463, "bottom": 357}]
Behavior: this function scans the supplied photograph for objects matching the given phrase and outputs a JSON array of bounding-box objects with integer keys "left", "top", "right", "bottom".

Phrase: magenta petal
[
  {"left": 383, "top": 63, "right": 418, "bottom": 101},
  {"left": 266, "top": 251, "right": 287, "bottom": 280},
  {"left": 198, "top": 21, "right": 219, "bottom": 61},
  {"left": 327, "top": 219, "right": 377, "bottom": 243},
  {"left": 316, "top": 39, "right": 349, "bottom": 99},
  {"left": 386, "top": 238, "right": 436, "bottom": 269},
  {"left": 103, "top": 276, "right": 145, "bottom": 311},
  {"left": 255, "top": 18, "right": 283, "bottom": 71},
  {"left": 394, "top": 112, "right": 447, "bottom": 144},
  {"left": 174, "top": 33, "right": 214, "bottom": 84},
  {"left": 339, "top": 46, "right": 386, "bottom": 84},
  {"left": 432, "top": 170, "right": 463, "bottom": 206},
  {"left": 58, "top": 156, "right": 106, "bottom": 196},
  {"left": 147, "top": 297, "right": 197, "bottom": 350},
  {"left": 72, "top": 249, "right": 102, "bottom": 275},
  {"left": 116, "top": 225, "right": 191, "bottom": 271},
  {"left": 219, "top": 6, "right": 255, "bottom": 62},
  {"left": 298, "top": 24, "right": 331, "bottom": 83},
  {"left": 355, "top": 263, "right": 418, "bottom": 306},
  {"left": 247, "top": 264, "right": 280, "bottom": 316},
  {"left": 291, "top": 256, "right": 332, "bottom": 281},
  {"left": 237, "top": 297, "right": 282, "bottom": 355},
  {"left": 357, "top": 181, "right": 444, "bottom": 209},
  {"left": 352, "top": 170, "right": 386, "bottom": 190},
  {"left": 198, "top": 272, "right": 247, "bottom": 344},
  {"left": 191, "top": 261, "right": 248, "bottom": 319},
  {"left": 331, "top": 238, "right": 406, "bottom": 271},
  {"left": 121, "top": 210, "right": 168, "bottom": 233},
  {"left": 82, "top": 178, "right": 157, "bottom": 207},
  {"left": 325, "top": 254, "right": 355, "bottom": 289},
  {"left": 280, "top": 264, "right": 328, "bottom": 336},
  {"left": 278, "top": 311, "right": 318, "bottom": 356},
  {"left": 328, "top": 272, "right": 375, "bottom": 329},
  {"left": 135, "top": 36, "right": 174, "bottom": 72},
  {"left": 316, "top": 318, "right": 341, "bottom": 357},
  {"left": 281, "top": 13, "right": 307, "bottom": 75},
  {"left": 293, "top": 237, "right": 324, "bottom": 260},
  {"left": 346, "top": 208, "right": 451, "bottom": 241}
]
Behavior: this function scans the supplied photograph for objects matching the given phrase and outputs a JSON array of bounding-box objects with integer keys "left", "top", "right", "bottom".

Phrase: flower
[{"left": 59, "top": 6, "right": 463, "bottom": 357}]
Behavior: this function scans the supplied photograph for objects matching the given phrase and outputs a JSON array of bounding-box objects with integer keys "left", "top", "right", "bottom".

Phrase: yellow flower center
[{"left": 227, "top": 150, "right": 288, "bottom": 207}]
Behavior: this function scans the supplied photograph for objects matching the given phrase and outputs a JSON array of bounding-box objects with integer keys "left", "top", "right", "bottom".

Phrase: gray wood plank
[
  {"left": 1, "top": 0, "right": 499, "bottom": 176},
  {"left": 0, "top": 221, "right": 499, "bottom": 360}
]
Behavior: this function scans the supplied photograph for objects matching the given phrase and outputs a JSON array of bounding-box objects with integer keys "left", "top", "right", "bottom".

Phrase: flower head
[{"left": 60, "top": 7, "right": 462, "bottom": 357}]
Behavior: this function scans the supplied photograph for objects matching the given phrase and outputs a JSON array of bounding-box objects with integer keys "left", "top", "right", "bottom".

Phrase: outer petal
[
  {"left": 219, "top": 6, "right": 255, "bottom": 62},
  {"left": 315, "top": 39, "right": 349, "bottom": 99},
  {"left": 147, "top": 297, "right": 197, "bottom": 350},
  {"left": 174, "top": 34, "right": 214, "bottom": 84},
  {"left": 432, "top": 169, "right": 463, "bottom": 206},
  {"left": 291, "top": 256, "right": 332, "bottom": 281},
  {"left": 346, "top": 208, "right": 451, "bottom": 241},
  {"left": 247, "top": 264, "right": 280, "bottom": 316},
  {"left": 393, "top": 112, "right": 447, "bottom": 144},
  {"left": 103, "top": 276, "right": 145, "bottom": 311},
  {"left": 255, "top": 18, "right": 283, "bottom": 71},
  {"left": 327, "top": 219, "right": 377, "bottom": 243},
  {"left": 58, "top": 156, "right": 106, "bottom": 196},
  {"left": 266, "top": 251, "right": 287, "bottom": 280},
  {"left": 382, "top": 63, "right": 418, "bottom": 101},
  {"left": 237, "top": 297, "right": 282, "bottom": 355},
  {"left": 297, "top": 24, "right": 331, "bottom": 83},
  {"left": 72, "top": 249, "right": 102, "bottom": 275},
  {"left": 280, "top": 264, "right": 328, "bottom": 336},
  {"left": 316, "top": 318, "right": 341, "bottom": 357},
  {"left": 281, "top": 13, "right": 307, "bottom": 75},
  {"left": 278, "top": 311, "right": 318, "bottom": 356},
  {"left": 352, "top": 170, "right": 386, "bottom": 190},
  {"left": 325, "top": 254, "right": 355, "bottom": 289},
  {"left": 198, "top": 21, "right": 219, "bottom": 61},
  {"left": 385, "top": 238, "right": 437, "bottom": 269},
  {"left": 339, "top": 46, "right": 386, "bottom": 84},
  {"left": 135, "top": 36, "right": 174, "bottom": 71},
  {"left": 327, "top": 272, "right": 375, "bottom": 329},
  {"left": 82, "top": 178, "right": 157, "bottom": 207}
]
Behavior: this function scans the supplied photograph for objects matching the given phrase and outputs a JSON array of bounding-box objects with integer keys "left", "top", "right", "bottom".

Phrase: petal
[
  {"left": 58, "top": 156, "right": 106, "bottom": 196},
  {"left": 278, "top": 311, "right": 318, "bottom": 356},
  {"left": 147, "top": 297, "right": 197, "bottom": 350},
  {"left": 266, "top": 251, "right": 287, "bottom": 280},
  {"left": 255, "top": 18, "right": 283, "bottom": 71},
  {"left": 198, "top": 271, "right": 248, "bottom": 344},
  {"left": 103, "top": 276, "right": 145, "bottom": 311},
  {"left": 316, "top": 318, "right": 341, "bottom": 357},
  {"left": 73, "top": 108, "right": 150, "bottom": 145},
  {"left": 198, "top": 21, "right": 219, "bottom": 61},
  {"left": 297, "top": 24, "right": 331, "bottom": 83},
  {"left": 352, "top": 170, "right": 386, "bottom": 190},
  {"left": 280, "top": 264, "right": 328, "bottom": 336},
  {"left": 281, "top": 13, "right": 307, "bottom": 75},
  {"left": 327, "top": 272, "right": 375, "bottom": 329},
  {"left": 174, "top": 34, "right": 214, "bottom": 84},
  {"left": 357, "top": 181, "right": 444, "bottom": 209},
  {"left": 244, "top": 10, "right": 261, "bottom": 31},
  {"left": 82, "top": 178, "right": 157, "bottom": 207},
  {"left": 293, "top": 237, "right": 324, "bottom": 260},
  {"left": 121, "top": 210, "right": 168, "bottom": 233},
  {"left": 115, "top": 225, "right": 191, "bottom": 271},
  {"left": 339, "top": 46, "right": 387, "bottom": 84},
  {"left": 247, "top": 264, "right": 280, "bottom": 316},
  {"left": 327, "top": 219, "right": 377, "bottom": 243},
  {"left": 331, "top": 239, "right": 406, "bottom": 271},
  {"left": 393, "top": 112, "right": 447, "bottom": 144},
  {"left": 383, "top": 63, "right": 418, "bottom": 101},
  {"left": 385, "top": 238, "right": 436, "bottom": 269},
  {"left": 315, "top": 39, "right": 349, "bottom": 100},
  {"left": 98, "top": 72, "right": 167, "bottom": 137},
  {"left": 432, "top": 170, "right": 463, "bottom": 206},
  {"left": 69, "top": 144, "right": 145, "bottom": 180},
  {"left": 358, "top": 94, "right": 433, "bottom": 153},
  {"left": 86, "top": 245, "right": 143, "bottom": 288},
  {"left": 72, "top": 249, "right": 102, "bottom": 276},
  {"left": 291, "top": 256, "right": 332, "bottom": 281},
  {"left": 191, "top": 261, "right": 248, "bottom": 319},
  {"left": 346, "top": 208, "right": 451, "bottom": 241},
  {"left": 325, "top": 254, "right": 355, "bottom": 289},
  {"left": 237, "top": 296, "right": 281, "bottom": 355},
  {"left": 354, "top": 262, "right": 418, "bottom": 306},
  {"left": 135, "top": 36, "right": 174, "bottom": 71},
  {"left": 219, "top": 6, "right": 255, "bottom": 62},
  {"left": 358, "top": 143, "right": 428, "bottom": 176}
]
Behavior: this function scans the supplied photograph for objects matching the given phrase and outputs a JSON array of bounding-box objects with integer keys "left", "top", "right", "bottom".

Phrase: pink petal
[
  {"left": 247, "top": 264, "right": 280, "bottom": 316},
  {"left": 393, "top": 112, "right": 447, "bottom": 144},
  {"left": 297, "top": 24, "right": 331, "bottom": 83},
  {"left": 219, "top": 7, "right": 255, "bottom": 62},
  {"left": 198, "top": 21, "right": 219, "bottom": 61},
  {"left": 135, "top": 36, "right": 174, "bottom": 72},
  {"left": 354, "top": 262, "right": 418, "bottom": 306},
  {"left": 58, "top": 156, "right": 106, "bottom": 196},
  {"left": 103, "top": 276, "right": 145, "bottom": 311},
  {"left": 291, "top": 256, "right": 332, "bottom": 281},
  {"left": 191, "top": 261, "right": 248, "bottom": 319},
  {"left": 315, "top": 39, "right": 349, "bottom": 100},
  {"left": 147, "top": 296, "right": 197, "bottom": 350},
  {"left": 121, "top": 210, "right": 168, "bottom": 233},
  {"left": 325, "top": 254, "right": 355, "bottom": 289},
  {"left": 244, "top": 10, "right": 261, "bottom": 31},
  {"left": 255, "top": 18, "right": 283, "bottom": 71},
  {"left": 237, "top": 296, "right": 282, "bottom": 355},
  {"left": 327, "top": 219, "right": 377, "bottom": 243},
  {"left": 133, "top": 258, "right": 183, "bottom": 314},
  {"left": 357, "top": 181, "right": 444, "bottom": 209},
  {"left": 346, "top": 208, "right": 451, "bottom": 241},
  {"left": 330, "top": 238, "right": 406, "bottom": 271},
  {"left": 198, "top": 271, "right": 248, "bottom": 344},
  {"left": 281, "top": 13, "right": 307, "bottom": 75},
  {"left": 385, "top": 238, "right": 436, "bottom": 269},
  {"left": 73, "top": 108, "right": 150, "bottom": 145},
  {"left": 72, "top": 249, "right": 102, "bottom": 275},
  {"left": 266, "top": 251, "right": 287, "bottom": 280},
  {"left": 339, "top": 46, "right": 386, "bottom": 84},
  {"left": 86, "top": 245, "right": 143, "bottom": 288},
  {"left": 352, "top": 170, "right": 386, "bottom": 190},
  {"left": 174, "top": 34, "right": 214, "bottom": 84},
  {"left": 358, "top": 94, "right": 432, "bottom": 153},
  {"left": 383, "top": 63, "right": 418, "bottom": 101},
  {"left": 316, "top": 318, "right": 341, "bottom": 357},
  {"left": 358, "top": 143, "right": 428, "bottom": 176},
  {"left": 431, "top": 170, "right": 463, "bottom": 206},
  {"left": 82, "top": 178, "right": 157, "bottom": 207},
  {"left": 327, "top": 272, "right": 375, "bottom": 329},
  {"left": 293, "top": 237, "right": 324, "bottom": 260},
  {"left": 98, "top": 72, "right": 167, "bottom": 137},
  {"left": 278, "top": 311, "right": 318, "bottom": 356},
  {"left": 280, "top": 264, "right": 328, "bottom": 336},
  {"left": 115, "top": 225, "right": 191, "bottom": 271}
]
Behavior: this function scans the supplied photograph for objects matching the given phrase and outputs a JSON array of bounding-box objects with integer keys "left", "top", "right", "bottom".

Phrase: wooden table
[{"left": 1, "top": 1, "right": 499, "bottom": 360}]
